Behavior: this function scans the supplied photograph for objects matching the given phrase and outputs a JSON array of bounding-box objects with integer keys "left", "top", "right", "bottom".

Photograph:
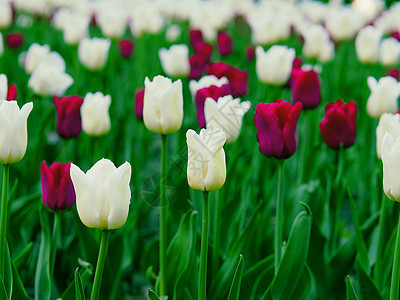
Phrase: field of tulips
[{"left": 1, "top": 0, "right": 400, "bottom": 299}]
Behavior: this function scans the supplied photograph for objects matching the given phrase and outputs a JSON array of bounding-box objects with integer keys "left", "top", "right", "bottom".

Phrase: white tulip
[
  {"left": 255, "top": 45, "right": 295, "bottom": 86},
  {"left": 302, "top": 25, "right": 332, "bottom": 60},
  {"left": 367, "top": 76, "right": 400, "bottom": 118},
  {"left": 97, "top": 9, "right": 127, "bottom": 38},
  {"left": 248, "top": 12, "right": 292, "bottom": 45},
  {"left": 81, "top": 92, "right": 111, "bottom": 136},
  {"left": 189, "top": 75, "right": 229, "bottom": 101},
  {"left": 62, "top": 12, "right": 90, "bottom": 45},
  {"left": 129, "top": 6, "right": 164, "bottom": 37},
  {"left": 0, "top": 3, "right": 12, "bottom": 29},
  {"left": 165, "top": 24, "right": 181, "bottom": 42},
  {"left": 0, "top": 74, "right": 7, "bottom": 100},
  {"left": 379, "top": 38, "right": 400, "bottom": 66},
  {"left": 355, "top": 26, "right": 383, "bottom": 63},
  {"left": 70, "top": 159, "right": 131, "bottom": 230},
  {"left": 205, "top": 96, "right": 250, "bottom": 144},
  {"left": 376, "top": 113, "right": 400, "bottom": 159},
  {"left": 159, "top": 44, "right": 190, "bottom": 77},
  {"left": 0, "top": 101, "right": 33, "bottom": 164},
  {"left": 0, "top": 33, "right": 3, "bottom": 58},
  {"left": 186, "top": 128, "right": 226, "bottom": 191},
  {"left": 78, "top": 37, "right": 111, "bottom": 71},
  {"left": 24, "top": 43, "right": 51, "bottom": 74},
  {"left": 382, "top": 133, "right": 400, "bottom": 201},
  {"left": 325, "top": 7, "right": 366, "bottom": 41},
  {"left": 143, "top": 76, "right": 183, "bottom": 135}
]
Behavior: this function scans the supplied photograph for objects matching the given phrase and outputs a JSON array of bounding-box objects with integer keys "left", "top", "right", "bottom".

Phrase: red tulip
[
  {"left": 135, "top": 88, "right": 144, "bottom": 119},
  {"left": 53, "top": 95, "right": 83, "bottom": 138},
  {"left": 41, "top": 161, "right": 76, "bottom": 210},
  {"left": 218, "top": 32, "right": 232, "bottom": 56},
  {"left": 292, "top": 70, "right": 321, "bottom": 109},
  {"left": 254, "top": 100, "right": 303, "bottom": 159},
  {"left": 190, "top": 29, "right": 203, "bottom": 49},
  {"left": 320, "top": 100, "right": 357, "bottom": 150},
  {"left": 189, "top": 54, "right": 204, "bottom": 79},
  {"left": 194, "top": 42, "right": 212, "bottom": 64},
  {"left": 196, "top": 84, "right": 232, "bottom": 127},
  {"left": 392, "top": 31, "right": 400, "bottom": 42},
  {"left": 6, "top": 83, "right": 17, "bottom": 101},
  {"left": 6, "top": 33, "right": 22, "bottom": 48},
  {"left": 120, "top": 39, "right": 133, "bottom": 58},
  {"left": 389, "top": 69, "right": 399, "bottom": 80},
  {"left": 246, "top": 46, "right": 255, "bottom": 60},
  {"left": 206, "top": 62, "right": 247, "bottom": 97}
]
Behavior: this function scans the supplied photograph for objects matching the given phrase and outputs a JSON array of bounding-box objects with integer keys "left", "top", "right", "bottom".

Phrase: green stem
[
  {"left": 0, "top": 164, "right": 9, "bottom": 278},
  {"left": 50, "top": 212, "right": 61, "bottom": 279},
  {"left": 159, "top": 134, "right": 167, "bottom": 297},
  {"left": 375, "top": 193, "right": 387, "bottom": 288},
  {"left": 199, "top": 191, "right": 209, "bottom": 300},
  {"left": 390, "top": 209, "right": 400, "bottom": 300},
  {"left": 275, "top": 160, "right": 284, "bottom": 275},
  {"left": 90, "top": 230, "right": 109, "bottom": 300},
  {"left": 212, "top": 191, "right": 220, "bottom": 277}
]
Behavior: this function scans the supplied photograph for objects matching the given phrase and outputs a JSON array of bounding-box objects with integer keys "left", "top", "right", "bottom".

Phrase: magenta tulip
[{"left": 53, "top": 95, "right": 83, "bottom": 138}]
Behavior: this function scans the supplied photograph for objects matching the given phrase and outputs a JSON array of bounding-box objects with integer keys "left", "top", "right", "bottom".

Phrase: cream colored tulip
[
  {"left": 355, "top": 26, "right": 383, "bottom": 63},
  {"left": 143, "top": 76, "right": 183, "bottom": 135},
  {"left": 186, "top": 128, "right": 226, "bottom": 191},
  {"left": 376, "top": 113, "right": 400, "bottom": 159},
  {"left": 158, "top": 44, "right": 190, "bottom": 77},
  {"left": 382, "top": 133, "right": 400, "bottom": 201},
  {"left": 205, "top": 96, "right": 250, "bottom": 144},
  {"left": 24, "top": 43, "right": 50, "bottom": 74},
  {"left": 367, "top": 76, "right": 400, "bottom": 118},
  {"left": 81, "top": 92, "right": 111, "bottom": 136},
  {"left": 0, "top": 101, "right": 33, "bottom": 164},
  {"left": 379, "top": 38, "right": 400, "bottom": 66},
  {"left": 78, "top": 37, "right": 111, "bottom": 71},
  {"left": 70, "top": 159, "right": 131, "bottom": 230}
]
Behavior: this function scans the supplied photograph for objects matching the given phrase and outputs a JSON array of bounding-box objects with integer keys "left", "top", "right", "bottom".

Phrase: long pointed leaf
[
  {"left": 227, "top": 254, "right": 244, "bottom": 300},
  {"left": 346, "top": 275, "right": 359, "bottom": 300}
]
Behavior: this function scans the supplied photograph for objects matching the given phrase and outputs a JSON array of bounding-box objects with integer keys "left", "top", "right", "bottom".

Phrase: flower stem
[
  {"left": 199, "top": 191, "right": 209, "bottom": 300},
  {"left": 0, "top": 164, "right": 9, "bottom": 278},
  {"left": 50, "top": 211, "right": 61, "bottom": 279},
  {"left": 90, "top": 230, "right": 109, "bottom": 300},
  {"left": 212, "top": 191, "right": 220, "bottom": 277},
  {"left": 159, "top": 134, "right": 167, "bottom": 296},
  {"left": 375, "top": 193, "right": 387, "bottom": 288},
  {"left": 275, "top": 160, "right": 284, "bottom": 275},
  {"left": 390, "top": 208, "right": 400, "bottom": 300}
]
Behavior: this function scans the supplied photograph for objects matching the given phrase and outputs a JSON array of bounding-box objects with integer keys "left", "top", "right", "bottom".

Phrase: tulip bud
[
  {"left": 120, "top": 39, "right": 133, "bottom": 58},
  {"left": 158, "top": 44, "right": 190, "bottom": 77},
  {"left": 6, "top": 84, "right": 17, "bottom": 101},
  {"left": 256, "top": 45, "right": 295, "bottom": 86},
  {"left": 379, "top": 38, "right": 400, "bottom": 67},
  {"left": 78, "top": 37, "right": 111, "bottom": 71},
  {"left": 166, "top": 24, "right": 181, "bottom": 42},
  {"left": 205, "top": 95, "right": 250, "bottom": 143},
  {"left": 254, "top": 100, "right": 302, "bottom": 159},
  {"left": 0, "top": 100, "right": 33, "bottom": 164},
  {"left": 41, "top": 161, "right": 76, "bottom": 210},
  {"left": 246, "top": 46, "right": 254, "bottom": 60},
  {"left": 24, "top": 43, "right": 50, "bottom": 74},
  {"left": 186, "top": 128, "right": 226, "bottom": 191},
  {"left": 393, "top": 31, "right": 400, "bottom": 42},
  {"left": 355, "top": 26, "right": 382, "bottom": 63},
  {"left": 190, "top": 30, "right": 203, "bottom": 50},
  {"left": 218, "top": 32, "right": 232, "bottom": 56},
  {"left": 382, "top": 133, "right": 400, "bottom": 201},
  {"left": 81, "top": 92, "right": 111, "bottom": 136},
  {"left": 143, "top": 75, "right": 183, "bottom": 135},
  {"left": 320, "top": 100, "right": 357, "bottom": 150},
  {"left": 70, "top": 158, "right": 131, "bottom": 230},
  {"left": 6, "top": 33, "right": 22, "bottom": 48},
  {"left": 367, "top": 76, "right": 400, "bottom": 118},
  {"left": 291, "top": 69, "right": 321, "bottom": 109},
  {"left": 376, "top": 113, "right": 400, "bottom": 159},
  {"left": 389, "top": 69, "right": 399, "bottom": 80},
  {"left": 206, "top": 62, "right": 247, "bottom": 97},
  {"left": 134, "top": 88, "right": 144, "bottom": 120},
  {"left": 195, "top": 84, "right": 232, "bottom": 128},
  {"left": 54, "top": 95, "right": 83, "bottom": 138}
]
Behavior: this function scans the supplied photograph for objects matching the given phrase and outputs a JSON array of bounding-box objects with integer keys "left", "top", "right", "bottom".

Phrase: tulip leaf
[
  {"left": 290, "top": 263, "right": 317, "bottom": 300},
  {"left": 60, "top": 259, "right": 93, "bottom": 300},
  {"left": 11, "top": 260, "right": 30, "bottom": 300},
  {"left": 227, "top": 254, "right": 244, "bottom": 300},
  {"left": 147, "top": 289, "right": 160, "bottom": 300},
  {"left": 0, "top": 276, "right": 7, "bottom": 300},
  {"left": 355, "top": 255, "right": 382, "bottom": 300},
  {"left": 3, "top": 240, "right": 13, "bottom": 300},
  {"left": 34, "top": 207, "right": 52, "bottom": 300},
  {"left": 244, "top": 255, "right": 274, "bottom": 299},
  {"left": 269, "top": 209, "right": 312, "bottom": 300},
  {"left": 12, "top": 242, "right": 33, "bottom": 271},
  {"left": 346, "top": 275, "right": 359, "bottom": 300},
  {"left": 75, "top": 268, "right": 86, "bottom": 300}
]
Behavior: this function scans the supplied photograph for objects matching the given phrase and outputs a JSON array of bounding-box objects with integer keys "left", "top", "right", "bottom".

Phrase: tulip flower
[
  {"left": 320, "top": 100, "right": 357, "bottom": 150},
  {"left": 0, "top": 3, "right": 12, "bottom": 29},
  {"left": 246, "top": 46, "right": 254, "bottom": 60},
  {"left": 206, "top": 62, "right": 247, "bottom": 97},
  {"left": 143, "top": 75, "right": 183, "bottom": 135},
  {"left": 0, "top": 33, "right": 3, "bottom": 57},
  {"left": 193, "top": 42, "right": 213, "bottom": 63},
  {"left": 218, "top": 32, "right": 232, "bottom": 56},
  {"left": 390, "top": 69, "right": 399, "bottom": 80},
  {"left": 61, "top": 13, "right": 89, "bottom": 45},
  {"left": 0, "top": 100, "right": 33, "bottom": 164},
  {"left": 205, "top": 95, "right": 250, "bottom": 143},
  {"left": 190, "top": 29, "right": 204, "bottom": 50},
  {"left": 78, "top": 37, "right": 111, "bottom": 71},
  {"left": 355, "top": 26, "right": 383, "bottom": 63},
  {"left": 376, "top": 113, "right": 400, "bottom": 159},
  {"left": 302, "top": 24, "right": 334, "bottom": 62},
  {"left": 158, "top": 44, "right": 190, "bottom": 77},
  {"left": 6, "top": 33, "right": 22, "bottom": 48},
  {"left": 393, "top": 31, "right": 400, "bottom": 42},
  {"left": 383, "top": 134, "right": 400, "bottom": 202},
  {"left": 41, "top": 161, "right": 76, "bottom": 210},
  {"left": 186, "top": 128, "right": 226, "bottom": 191},
  {"left": 6, "top": 84, "right": 16, "bottom": 101},
  {"left": 325, "top": 7, "right": 364, "bottom": 41},
  {"left": 189, "top": 54, "right": 205, "bottom": 79},
  {"left": 134, "top": 88, "right": 144, "bottom": 120},
  {"left": 81, "top": 92, "right": 111, "bottom": 136},
  {"left": 120, "top": 39, "right": 133, "bottom": 58},
  {"left": 0, "top": 74, "right": 17, "bottom": 101},
  {"left": 166, "top": 24, "right": 181, "bottom": 42},
  {"left": 195, "top": 84, "right": 232, "bottom": 128},
  {"left": 97, "top": 9, "right": 128, "bottom": 39},
  {"left": 189, "top": 75, "right": 229, "bottom": 101},
  {"left": 254, "top": 100, "right": 303, "bottom": 159},
  {"left": 53, "top": 95, "right": 83, "bottom": 138},
  {"left": 248, "top": 12, "right": 291, "bottom": 45},
  {"left": 24, "top": 43, "right": 50, "bottom": 74},
  {"left": 366, "top": 76, "right": 400, "bottom": 118},
  {"left": 379, "top": 38, "right": 400, "bottom": 67},
  {"left": 291, "top": 69, "right": 321, "bottom": 109},
  {"left": 256, "top": 45, "right": 296, "bottom": 86}
]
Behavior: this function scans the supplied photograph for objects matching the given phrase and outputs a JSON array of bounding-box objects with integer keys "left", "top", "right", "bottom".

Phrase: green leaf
[
  {"left": 11, "top": 261, "right": 29, "bottom": 300},
  {"left": 74, "top": 268, "right": 85, "bottom": 300},
  {"left": 227, "top": 254, "right": 244, "bottom": 300},
  {"left": 0, "top": 276, "right": 8, "bottom": 300},
  {"left": 147, "top": 289, "right": 161, "bottom": 300},
  {"left": 34, "top": 207, "right": 52, "bottom": 300},
  {"left": 290, "top": 264, "right": 317, "bottom": 300},
  {"left": 270, "top": 210, "right": 312, "bottom": 300},
  {"left": 4, "top": 241, "right": 13, "bottom": 300},
  {"left": 241, "top": 255, "right": 274, "bottom": 299},
  {"left": 59, "top": 259, "right": 93, "bottom": 300},
  {"left": 346, "top": 275, "right": 359, "bottom": 300},
  {"left": 12, "top": 242, "right": 33, "bottom": 271},
  {"left": 355, "top": 255, "right": 381, "bottom": 300}
]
